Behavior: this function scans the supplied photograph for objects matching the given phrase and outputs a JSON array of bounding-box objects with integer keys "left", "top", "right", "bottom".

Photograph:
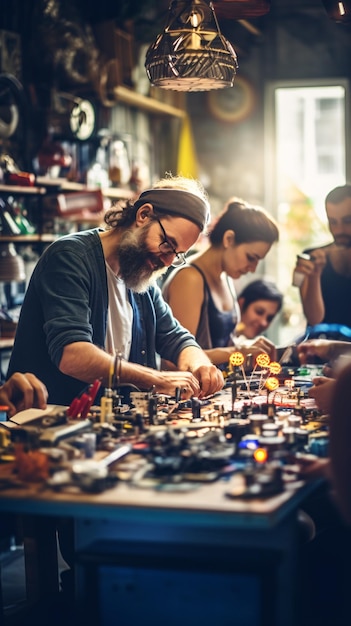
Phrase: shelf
[
  {"left": 0, "top": 234, "right": 56, "bottom": 243},
  {"left": 36, "top": 178, "right": 85, "bottom": 191},
  {"left": 113, "top": 85, "right": 186, "bottom": 118},
  {"left": 1, "top": 179, "right": 135, "bottom": 202},
  {"left": 36, "top": 177, "right": 135, "bottom": 200},
  {"left": 102, "top": 187, "right": 134, "bottom": 200},
  {"left": 0, "top": 184, "right": 46, "bottom": 195}
]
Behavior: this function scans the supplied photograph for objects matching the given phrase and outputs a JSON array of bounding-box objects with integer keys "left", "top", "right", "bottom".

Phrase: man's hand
[
  {"left": 153, "top": 371, "right": 202, "bottom": 399},
  {"left": 176, "top": 345, "right": 224, "bottom": 398},
  {"left": 308, "top": 376, "right": 336, "bottom": 414},
  {"left": 155, "top": 365, "right": 224, "bottom": 400},
  {"left": 297, "top": 339, "right": 335, "bottom": 364},
  {"left": 294, "top": 250, "right": 326, "bottom": 280},
  {"left": 0, "top": 372, "right": 48, "bottom": 417},
  {"left": 295, "top": 453, "right": 331, "bottom": 481},
  {"left": 191, "top": 364, "right": 224, "bottom": 398},
  {"left": 297, "top": 339, "right": 351, "bottom": 367},
  {"left": 309, "top": 250, "right": 328, "bottom": 275}
]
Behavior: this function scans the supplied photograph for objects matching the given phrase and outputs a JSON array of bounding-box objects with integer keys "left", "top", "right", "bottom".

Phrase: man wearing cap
[{"left": 8, "top": 174, "right": 224, "bottom": 405}]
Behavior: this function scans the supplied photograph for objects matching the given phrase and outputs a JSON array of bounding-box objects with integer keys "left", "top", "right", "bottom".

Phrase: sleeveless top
[
  {"left": 162, "top": 263, "right": 239, "bottom": 350},
  {"left": 320, "top": 255, "right": 351, "bottom": 327}
]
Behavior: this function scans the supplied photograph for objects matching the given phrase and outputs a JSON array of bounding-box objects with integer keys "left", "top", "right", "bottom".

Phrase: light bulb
[{"left": 189, "top": 10, "right": 201, "bottom": 27}]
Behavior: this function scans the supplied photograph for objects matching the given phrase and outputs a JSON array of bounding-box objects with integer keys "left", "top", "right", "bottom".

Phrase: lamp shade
[
  {"left": 0, "top": 243, "right": 26, "bottom": 282},
  {"left": 145, "top": 0, "right": 238, "bottom": 92}
]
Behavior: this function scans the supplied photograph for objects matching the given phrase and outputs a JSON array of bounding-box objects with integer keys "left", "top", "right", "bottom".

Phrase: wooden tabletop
[{"left": 0, "top": 457, "right": 318, "bottom": 531}]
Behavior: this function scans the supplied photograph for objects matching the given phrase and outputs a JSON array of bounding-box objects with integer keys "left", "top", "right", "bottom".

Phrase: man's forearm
[
  {"left": 177, "top": 345, "right": 212, "bottom": 372},
  {"left": 60, "top": 341, "right": 180, "bottom": 391},
  {"left": 61, "top": 341, "right": 222, "bottom": 398},
  {"left": 60, "top": 342, "right": 114, "bottom": 385}
]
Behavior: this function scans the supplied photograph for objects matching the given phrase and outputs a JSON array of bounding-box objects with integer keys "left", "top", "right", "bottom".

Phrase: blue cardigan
[{"left": 7, "top": 229, "right": 199, "bottom": 405}]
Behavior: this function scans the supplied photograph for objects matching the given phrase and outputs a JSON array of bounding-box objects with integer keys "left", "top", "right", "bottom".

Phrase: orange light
[
  {"left": 269, "top": 361, "right": 282, "bottom": 375},
  {"left": 265, "top": 376, "right": 279, "bottom": 391},
  {"left": 256, "top": 353, "right": 271, "bottom": 368},
  {"left": 253, "top": 447, "right": 268, "bottom": 463},
  {"left": 229, "top": 351, "right": 244, "bottom": 367}
]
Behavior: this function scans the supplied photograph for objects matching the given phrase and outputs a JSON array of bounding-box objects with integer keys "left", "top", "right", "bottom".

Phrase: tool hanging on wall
[
  {"left": 0, "top": 73, "right": 31, "bottom": 171},
  {"left": 0, "top": 74, "right": 25, "bottom": 139}
]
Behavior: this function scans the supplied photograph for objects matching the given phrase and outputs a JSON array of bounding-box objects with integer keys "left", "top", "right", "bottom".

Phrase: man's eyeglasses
[{"left": 156, "top": 218, "right": 187, "bottom": 267}]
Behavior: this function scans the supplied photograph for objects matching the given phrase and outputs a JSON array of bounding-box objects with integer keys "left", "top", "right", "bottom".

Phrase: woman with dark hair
[
  {"left": 237, "top": 279, "right": 283, "bottom": 340},
  {"left": 162, "top": 197, "right": 279, "bottom": 366}
]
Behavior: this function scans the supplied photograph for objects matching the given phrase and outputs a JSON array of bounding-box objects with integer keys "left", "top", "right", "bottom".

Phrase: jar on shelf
[
  {"left": 86, "top": 146, "right": 109, "bottom": 189},
  {"left": 108, "top": 139, "right": 131, "bottom": 187}
]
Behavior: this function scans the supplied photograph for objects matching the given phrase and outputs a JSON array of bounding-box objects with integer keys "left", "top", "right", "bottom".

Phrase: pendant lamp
[{"left": 145, "top": 0, "right": 238, "bottom": 92}]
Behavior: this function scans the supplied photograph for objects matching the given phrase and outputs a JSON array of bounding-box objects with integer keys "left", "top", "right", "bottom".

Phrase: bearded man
[
  {"left": 293, "top": 184, "right": 351, "bottom": 329},
  {"left": 7, "top": 175, "right": 224, "bottom": 405}
]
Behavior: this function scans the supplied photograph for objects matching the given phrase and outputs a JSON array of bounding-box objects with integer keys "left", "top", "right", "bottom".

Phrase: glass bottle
[{"left": 108, "top": 140, "right": 131, "bottom": 187}]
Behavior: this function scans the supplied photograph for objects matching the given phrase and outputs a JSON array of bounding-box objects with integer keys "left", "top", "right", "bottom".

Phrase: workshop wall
[
  {"left": 1, "top": 0, "right": 351, "bottom": 207},
  {"left": 187, "top": 1, "right": 351, "bottom": 213}
]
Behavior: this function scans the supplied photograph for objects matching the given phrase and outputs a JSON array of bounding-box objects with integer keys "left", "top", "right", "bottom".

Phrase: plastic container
[{"left": 292, "top": 253, "right": 311, "bottom": 287}]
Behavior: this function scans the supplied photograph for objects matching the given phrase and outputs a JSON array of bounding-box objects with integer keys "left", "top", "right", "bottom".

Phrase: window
[{"left": 264, "top": 80, "right": 349, "bottom": 345}]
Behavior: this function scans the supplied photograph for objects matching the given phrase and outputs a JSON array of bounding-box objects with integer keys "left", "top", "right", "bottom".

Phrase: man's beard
[
  {"left": 117, "top": 227, "right": 168, "bottom": 292},
  {"left": 334, "top": 235, "right": 351, "bottom": 248}
]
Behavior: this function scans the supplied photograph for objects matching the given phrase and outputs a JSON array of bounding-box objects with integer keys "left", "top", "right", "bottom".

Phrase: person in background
[
  {"left": 295, "top": 337, "right": 351, "bottom": 626},
  {"left": 288, "top": 338, "right": 351, "bottom": 526},
  {"left": 297, "top": 338, "right": 351, "bottom": 413},
  {"left": 329, "top": 361, "right": 351, "bottom": 525},
  {"left": 293, "top": 184, "right": 351, "bottom": 328},
  {"left": 297, "top": 338, "right": 351, "bottom": 366},
  {"left": 7, "top": 174, "right": 224, "bottom": 405},
  {"left": 162, "top": 197, "right": 279, "bottom": 367},
  {"left": 296, "top": 338, "right": 351, "bottom": 513},
  {"left": 0, "top": 372, "right": 48, "bottom": 417},
  {"left": 235, "top": 278, "right": 283, "bottom": 341},
  {"left": 294, "top": 338, "right": 351, "bottom": 512},
  {"left": 0, "top": 372, "right": 48, "bottom": 594}
]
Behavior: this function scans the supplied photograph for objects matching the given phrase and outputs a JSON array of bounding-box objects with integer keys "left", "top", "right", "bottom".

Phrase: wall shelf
[
  {"left": 0, "top": 184, "right": 46, "bottom": 196},
  {"left": 102, "top": 187, "right": 134, "bottom": 200},
  {"left": 35, "top": 178, "right": 135, "bottom": 201},
  {"left": 0, "top": 181, "right": 134, "bottom": 243},
  {"left": 0, "top": 234, "right": 56, "bottom": 243},
  {"left": 113, "top": 86, "right": 186, "bottom": 118},
  {"left": 1, "top": 180, "right": 134, "bottom": 201}
]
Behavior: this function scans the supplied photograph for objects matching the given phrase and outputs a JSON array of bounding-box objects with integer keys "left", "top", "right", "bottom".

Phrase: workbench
[{"left": 0, "top": 461, "right": 319, "bottom": 626}]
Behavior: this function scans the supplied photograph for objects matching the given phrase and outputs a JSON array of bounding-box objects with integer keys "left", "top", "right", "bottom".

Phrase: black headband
[{"left": 133, "top": 188, "right": 210, "bottom": 231}]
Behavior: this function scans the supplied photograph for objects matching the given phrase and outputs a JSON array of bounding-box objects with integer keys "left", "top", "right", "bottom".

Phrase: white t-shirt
[{"left": 105, "top": 262, "right": 133, "bottom": 360}]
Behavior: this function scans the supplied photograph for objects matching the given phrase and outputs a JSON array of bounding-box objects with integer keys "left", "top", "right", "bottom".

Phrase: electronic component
[
  {"left": 0, "top": 364, "right": 328, "bottom": 496},
  {"left": 39, "top": 419, "right": 92, "bottom": 446}
]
